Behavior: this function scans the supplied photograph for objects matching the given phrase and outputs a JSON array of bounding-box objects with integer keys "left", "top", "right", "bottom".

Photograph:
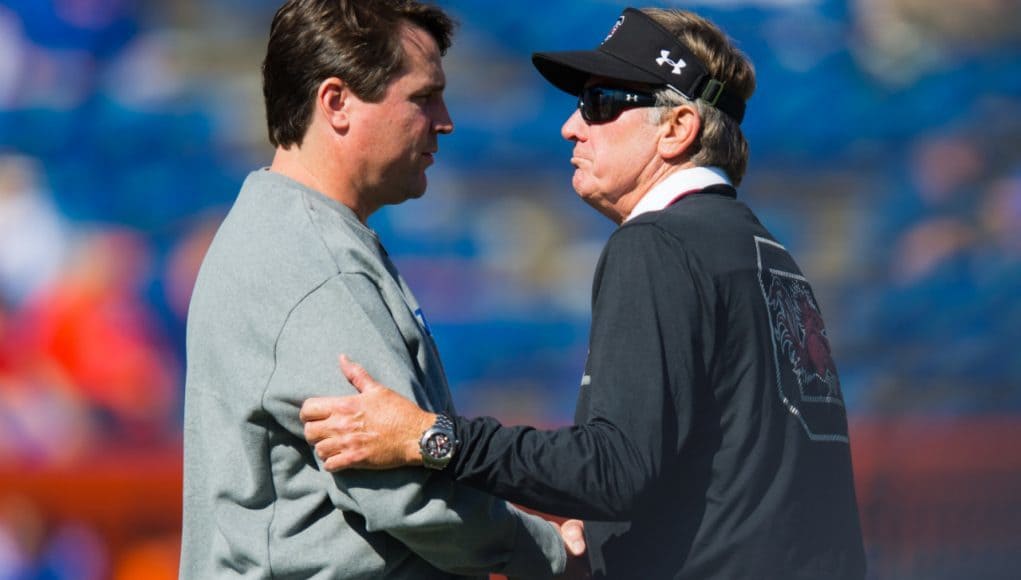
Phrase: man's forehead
[
  {"left": 399, "top": 24, "right": 445, "bottom": 76},
  {"left": 400, "top": 22, "right": 440, "bottom": 59}
]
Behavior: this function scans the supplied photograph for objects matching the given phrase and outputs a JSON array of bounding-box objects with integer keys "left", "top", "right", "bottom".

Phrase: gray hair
[
  {"left": 641, "top": 8, "right": 755, "bottom": 186},
  {"left": 648, "top": 87, "right": 750, "bottom": 186}
]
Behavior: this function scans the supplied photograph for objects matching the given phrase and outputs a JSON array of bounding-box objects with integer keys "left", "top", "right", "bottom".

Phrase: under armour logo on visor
[{"left": 655, "top": 50, "right": 686, "bottom": 75}]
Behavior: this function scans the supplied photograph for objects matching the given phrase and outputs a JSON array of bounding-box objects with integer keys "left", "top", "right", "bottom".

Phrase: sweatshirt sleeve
[
  {"left": 449, "top": 223, "right": 706, "bottom": 521},
  {"left": 262, "top": 273, "right": 566, "bottom": 579}
]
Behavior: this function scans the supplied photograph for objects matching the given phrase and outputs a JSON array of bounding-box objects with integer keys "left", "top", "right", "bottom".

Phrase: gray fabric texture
[{"left": 180, "top": 169, "right": 566, "bottom": 579}]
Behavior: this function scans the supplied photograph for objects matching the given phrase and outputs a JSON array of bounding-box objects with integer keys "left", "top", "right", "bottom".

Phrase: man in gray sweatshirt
[{"left": 180, "top": 1, "right": 581, "bottom": 578}]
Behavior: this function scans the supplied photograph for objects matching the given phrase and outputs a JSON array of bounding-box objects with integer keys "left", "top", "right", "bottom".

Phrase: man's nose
[
  {"left": 561, "top": 108, "right": 585, "bottom": 142},
  {"left": 434, "top": 99, "right": 454, "bottom": 134}
]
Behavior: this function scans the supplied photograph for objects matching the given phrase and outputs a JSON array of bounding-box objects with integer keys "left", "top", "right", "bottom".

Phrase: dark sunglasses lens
[{"left": 580, "top": 87, "right": 617, "bottom": 123}]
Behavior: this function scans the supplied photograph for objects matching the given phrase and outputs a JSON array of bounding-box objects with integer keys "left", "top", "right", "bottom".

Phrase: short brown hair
[
  {"left": 643, "top": 9, "right": 756, "bottom": 185},
  {"left": 262, "top": 0, "right": 455, "bottom": 148}
]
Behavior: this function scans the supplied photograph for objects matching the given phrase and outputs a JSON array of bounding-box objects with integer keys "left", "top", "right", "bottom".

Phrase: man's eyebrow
[{"left": 420, "top": 81, "right": 446, "bottom": 93}]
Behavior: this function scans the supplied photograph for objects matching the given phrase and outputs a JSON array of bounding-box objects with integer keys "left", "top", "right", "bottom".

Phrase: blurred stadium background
[{"left": 0, "top": 0, "right": 1019, "bottom": 578}]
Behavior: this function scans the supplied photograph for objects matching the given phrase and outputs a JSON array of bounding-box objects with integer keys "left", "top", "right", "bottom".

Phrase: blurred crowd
[{"left": 0, "top": 0, "right": 1019, "bottom": 578}]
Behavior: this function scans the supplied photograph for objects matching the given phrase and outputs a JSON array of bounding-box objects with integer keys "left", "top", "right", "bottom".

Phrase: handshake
[{"left": 301, "top": 356, "right": 590, "bottom": 578}]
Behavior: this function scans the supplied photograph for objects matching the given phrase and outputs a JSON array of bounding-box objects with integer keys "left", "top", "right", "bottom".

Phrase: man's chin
[
  {"left": 407, "top": 180, "right": 427, "bottom": 199},
  {"left": 383, "top": 172, "right": 428, "bottom": 205},
  {"left": 572, "top": 178, "right": 596, "bottom": 203}
]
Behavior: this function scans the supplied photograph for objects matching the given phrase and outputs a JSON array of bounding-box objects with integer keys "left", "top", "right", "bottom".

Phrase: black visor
[{"left": 532, "top": 8, "right": 746, "bottom": 124}]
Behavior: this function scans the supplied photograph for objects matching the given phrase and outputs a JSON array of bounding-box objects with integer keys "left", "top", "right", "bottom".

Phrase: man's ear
[
  {"left": 658, "top": 104, "right": 700, "bottom": 161},
  {"left": 316, "top": 77, "right": 350, "bottom": 133}
]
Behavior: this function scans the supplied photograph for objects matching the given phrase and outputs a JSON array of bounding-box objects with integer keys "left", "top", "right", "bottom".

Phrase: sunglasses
[{"left": 577, "top": 85, "right": 658, "bottom": 124}]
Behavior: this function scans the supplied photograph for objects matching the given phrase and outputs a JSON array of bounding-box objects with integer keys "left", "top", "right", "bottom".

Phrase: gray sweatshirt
[{"left": 180, "top": 170, "right": 566, "bottom": 579}]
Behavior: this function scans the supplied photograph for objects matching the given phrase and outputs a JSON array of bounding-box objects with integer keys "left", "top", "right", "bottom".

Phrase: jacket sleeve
[
  {"left": 450, "top": 223, "right": 706, "bottom": 521},
  {"left": 262, "top": 273, "right": 566, "bottom": 579}
]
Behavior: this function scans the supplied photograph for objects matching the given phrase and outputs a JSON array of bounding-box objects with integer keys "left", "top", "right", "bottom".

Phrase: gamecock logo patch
[{"left": 755, "top": 236, "right": 849, "bottom": 443}]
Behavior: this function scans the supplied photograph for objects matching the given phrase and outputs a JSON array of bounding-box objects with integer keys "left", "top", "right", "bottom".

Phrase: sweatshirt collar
[{"left": 626, "top": 166, "right": 731, "bottom": 222}]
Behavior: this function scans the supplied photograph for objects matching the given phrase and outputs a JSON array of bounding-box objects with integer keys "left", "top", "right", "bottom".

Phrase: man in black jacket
[{"left": 301, "top": 7, "right": 866, "bottom": 579}]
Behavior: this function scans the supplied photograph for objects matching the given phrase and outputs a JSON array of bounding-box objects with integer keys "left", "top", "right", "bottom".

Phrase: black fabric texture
[{"left": 450, "top": 187, "right": 865, "bottom": 579}]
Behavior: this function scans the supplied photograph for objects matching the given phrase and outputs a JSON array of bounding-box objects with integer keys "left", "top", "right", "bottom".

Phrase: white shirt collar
[{"left": 625, "top": 166, "right": 731, "bottom": 222}]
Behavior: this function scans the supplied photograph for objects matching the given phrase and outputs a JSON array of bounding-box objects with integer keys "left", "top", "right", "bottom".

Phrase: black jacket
[{"left": 451, "top": 186, "right": 866, "bottom": 579}]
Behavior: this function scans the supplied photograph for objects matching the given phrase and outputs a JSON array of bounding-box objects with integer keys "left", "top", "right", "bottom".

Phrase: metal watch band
[{"left": 433, "top": 413, "right": 455, "bottom": 432}]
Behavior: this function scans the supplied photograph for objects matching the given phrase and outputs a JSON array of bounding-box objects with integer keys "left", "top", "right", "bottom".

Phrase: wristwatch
[{"left": 419, "top": 413, "right": 458, "bottom": 470}]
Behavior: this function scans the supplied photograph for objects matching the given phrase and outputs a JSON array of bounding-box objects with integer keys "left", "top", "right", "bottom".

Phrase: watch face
[
  {"left": 420, "top": 415, "right": 456, "bottom": 469},
  {"left": 424, "top": 432, "right": 452, "bottom": 459}
]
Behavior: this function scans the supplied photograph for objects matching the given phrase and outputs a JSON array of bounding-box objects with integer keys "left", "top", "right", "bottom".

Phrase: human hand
[
  {"left": 300, "top": 355, "right": 435, "bottom": 471},
  {"left": 559, "top": 519, "right": 590, "bottom": 579}
]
